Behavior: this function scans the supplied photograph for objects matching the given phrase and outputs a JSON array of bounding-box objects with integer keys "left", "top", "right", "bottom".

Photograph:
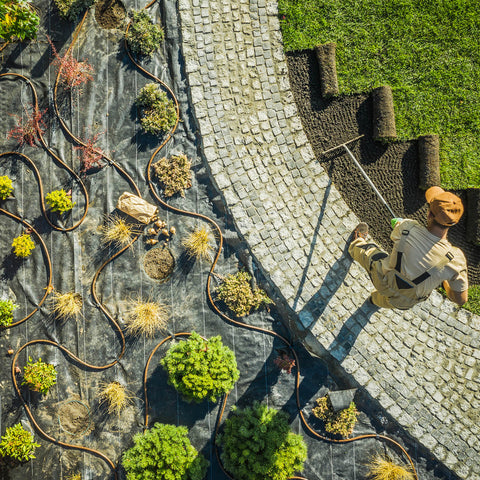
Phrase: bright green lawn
[{"left": 279, "top": 0, "right": 480, "bottom": 189}]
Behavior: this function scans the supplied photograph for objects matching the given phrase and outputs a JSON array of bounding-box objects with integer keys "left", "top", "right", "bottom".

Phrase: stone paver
[{"left": 178, "top": 1, "right": 480, "bottom": 478}]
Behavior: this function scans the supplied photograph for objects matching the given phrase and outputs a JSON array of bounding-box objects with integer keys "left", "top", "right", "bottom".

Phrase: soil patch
[
  {"left": 286, "top": 50, "right": 480, "bottom": 284},
  {"left": 143, "top": 246, "right": 175, "bottom": 281},
  {"left": 95, "top": 0, "right": 127, "bottom": 29},
  {"left": 58, "top": 400, "right": 92, "bottom": 436}
]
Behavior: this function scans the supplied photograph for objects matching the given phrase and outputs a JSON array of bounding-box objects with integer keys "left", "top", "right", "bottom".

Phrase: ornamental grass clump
[
  {"left": 182, "top": 225, "right": 215, "bottom": 261},
  {"left": 45, "top": 189, "right": 75, "bottom": 214},
  {"left": 152, "top": 153, "right": 192, "bottom": 197},
  {"left": 51, "top": 290, "right": 82, "bottom": 320},
  {"left": 0, "top": 175, "right": 14, "bottom": 200},
  {"left": 0, "top": 423, "right": 40, "bottom": 462},
  {"left": 135, "top": 83, "right": 177, "bottom": 135},
  {"left": 126, "top": 10, "right": 164, "bottom": 57},
  {"left": 161, "top": 331, "right": 239, "bottom": 403},
  {"left": 312, "top": 395, "right": 359, "bottom": 437},
  {"left": 122, "top": 423, "right": 208, "bottom": 480},
  {"left": 22, "top": 356, "right": 57, "bottom": 394},
  {"left": 0, "top": 299, "right": 17, "bottom": 327},
  {"left": 12, "top": 233, "right": 35, "bottom": 258},
  {"left": 98, "top": 381, "right": 133, "bottom": 416},
  {"left": 216, "top": 270, "right": 272, "bottom": 317},
  {"left": 366, "top": 454, "right": 415, "bottom": 480},
  {"left": 101, "top": 215, "right": 139, "bottom": 249},
  {"left": 124, "top": 299, "right": 168, "bottom": 337},
  {"left": 218, "top": 402, "right": 307, "bottom": 480}
]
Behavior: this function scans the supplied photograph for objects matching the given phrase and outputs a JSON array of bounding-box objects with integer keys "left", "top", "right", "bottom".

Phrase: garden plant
[
  {"left": 11, "top": 233, "right": 35, "bottom": 258},
  {"left": 101, "top": 215, "right": 139, "bottom": 248},
  {"left": 0, "top": 175, "right": 14, "bottom": 200},
  {"left": 45, "top": 189, "right": 75, "bottom": 214},
  {"left": 161, "top": 331, "right": 239, "bottom": 403},
  {"left": 182, "top": 225, "right": 215, "bottom": 261},
  {"left": 218, "top": 402, "right": 308, "bottom": 480},
  {"left": 0, "top": 422, "right": 40, "bottom": 462},
  {"left": 53, "top": 0, "right": 96, "bottom": 21},
  {"left": 135, "top": 83, "right": 177, "bottom": 135},
  {"left": 51, "top": 290, "right": 83, "bottom": 320},
  {"left": 122, "top": 423, "right": 209, "bottom": 480},
  {"left": 152, "top": 153, "right": 192, "bottom": 197},
  {"left": 124, "top": 299, "right": 168, "bottom": 337},
  {"left": 74, "top": 131, "right": 106, "bottom": 174},
  {"left": 0, "top": 0, "right": 40, "bottom": 42},
  {"left": 366, "top": 453, "right": 415, "bottom": 480},
  {"left": 21, "top": 357, "right": 57, "bottom": 394},
  {"left": 0, "top": 298, "right": 17, "bottom": 327},
  {"left": 312, "top": 395, "right": 359, "bottom": 437},
  {"left": 97, "top": 381, "right": 133, "bottom": 416},
  {"left": 216, "top": 270, "right": 272, "bottom": 317},
  {"left": 7, "top": 106, "right": 47, "bottom": 147},
  {"left": 126, "top": 9, "right": 164, "bottom": 57}
]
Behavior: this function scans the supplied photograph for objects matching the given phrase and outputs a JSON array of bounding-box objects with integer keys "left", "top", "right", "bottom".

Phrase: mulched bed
[{"left": 286, "top": 49, "right": 480, "bottom": 284}]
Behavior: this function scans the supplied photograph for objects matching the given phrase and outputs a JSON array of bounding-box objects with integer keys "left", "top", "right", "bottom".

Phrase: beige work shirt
[{"left": 381, "top": 219, "right": 468, "bottom": 298}]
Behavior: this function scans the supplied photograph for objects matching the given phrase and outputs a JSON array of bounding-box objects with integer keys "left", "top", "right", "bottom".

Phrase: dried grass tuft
[
  {"left": 98, "top": 381, "right": 133, "bottom": 416},
  {"left": 124, "top": 299, "right": 169, "bottom": 337},
  {"left": 101, "top": 216, "right": 138, "bottom": 249},
  {"left": 366, "top": 454, "right": 414, "bottom": 480},
  {"left": 182, "top": 225, "right": 215, "bottom": 261},
  {"left": 52, "top": 291, "right": 83, "bottom": 320}
]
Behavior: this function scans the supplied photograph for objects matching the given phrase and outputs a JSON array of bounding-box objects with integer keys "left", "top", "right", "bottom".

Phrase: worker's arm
[{"left": 442, "top": 280, "right": 468, "bottom": 306}]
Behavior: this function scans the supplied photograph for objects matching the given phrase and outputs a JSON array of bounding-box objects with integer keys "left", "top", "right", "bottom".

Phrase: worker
[{"left": 348, "top": 186, "right": 468, "bottom": 309}]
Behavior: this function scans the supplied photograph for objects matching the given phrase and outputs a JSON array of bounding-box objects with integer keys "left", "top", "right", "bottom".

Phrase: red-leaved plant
[
  {"left": 47, "top": 36, "right": 94, "bottom": 91},
  {"left": 274, "top": 350, "right": 296, "bottom": 374},
  {"left": 74, "top": 132, "right": 106, "bottom": 174},
  {"left": 7, "top": 105, "right": 47, "bottom": 147}
]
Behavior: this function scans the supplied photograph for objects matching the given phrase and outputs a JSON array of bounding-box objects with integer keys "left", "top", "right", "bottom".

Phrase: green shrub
[
  {"left": 122, "top": 423, "right": 208, "bottom": 480},
  {"left": 152, "top": 153, "right": 192, "bottom": 197},
  {"left": 135, "top": 83, "right": 177, "bottom": 135},
  {"left": 22, "top": 357, "right": 57, "bottom": 394},
  {"left": 0, "top": 0, "right": 40, "bottom": 42},
  {"left": 0, "top": 299, "right": 17, "bottom": 327},
  {"left": 53, "top": 0, "right": 96, "bottom": 21},
  {"left": 126, "top": 10, "right": 164, "bottom": 57},
  {"left": 12, "top": 233, "right": 35, "bottom": 258},
  {"left": 218, "top": 402, "right": 307, "bottom": 480},
  {"left": 216, "top": 270, "right": 273, "bottom": 317},
  {"left": 0, "top": 423, "right": 40, "bottom": 461},
  {"left": 0, "top": 176, "right": 14, "bottom": 200},
  {"left": 312, "top": 396, "right": 358, "bottom": 437},
  {"left": 45, "top": 189, "right": 75, "bottom": 214},
  {"left": 161, "top": 331, "right": 239, "bottom": 403}
]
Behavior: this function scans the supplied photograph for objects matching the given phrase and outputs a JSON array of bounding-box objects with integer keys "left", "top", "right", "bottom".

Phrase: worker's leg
[{"left": 348, "top": 237, "right": 388, "bottom": 273}]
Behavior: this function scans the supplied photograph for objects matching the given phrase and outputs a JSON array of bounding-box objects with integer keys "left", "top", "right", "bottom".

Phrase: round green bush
[
  {"left": 0, "top": 175, "right": 14, "bottom": 200},
  {"left": 135, "top": 83, "right": 177, "bottom": 135},
  {"left": 122, "top": 423, "right": 208, "bottom": 480},
  {"left": 161, "top": 331, "right": 239, "bottom": 403},
  {"left": 126, "top": 10, "right": 164, "bottom": 57},
  {"left": 0, "top": 423, "right": 40, "bottom": 461},
  {"left": 45, "top": 189, "right": 75, "bottom": 214},
  {"left": 0, "top": 299, "right": 17, "bottom": 327},
  {"left": 218, "top": 402, "right": 307, "bottom": 480}
]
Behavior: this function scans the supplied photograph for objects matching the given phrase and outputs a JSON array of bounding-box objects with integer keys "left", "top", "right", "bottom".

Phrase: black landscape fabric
[{"left": 0, "top": 1, "right": 461, "bottom": 480}]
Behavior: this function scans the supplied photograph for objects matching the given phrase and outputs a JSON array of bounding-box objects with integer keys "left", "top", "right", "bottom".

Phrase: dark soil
[
  {"left": 94, "top": 0, "right": 127, "bottom": 29},
  {"left": 286, "top": 49, "right": 480, "bottom": 284},
  {"left": 143, "top": 246, "right": 175, "bottom": 281}
]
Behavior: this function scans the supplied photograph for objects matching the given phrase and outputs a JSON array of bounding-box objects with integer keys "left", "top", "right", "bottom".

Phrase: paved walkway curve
[{"left": 177, "top": 1, "right": 480, "bottom": 478}]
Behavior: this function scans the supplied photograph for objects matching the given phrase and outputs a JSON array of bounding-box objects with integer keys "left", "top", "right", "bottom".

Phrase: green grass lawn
[{"left": 278, "top": 0, "right": 480, "bottom": 189}]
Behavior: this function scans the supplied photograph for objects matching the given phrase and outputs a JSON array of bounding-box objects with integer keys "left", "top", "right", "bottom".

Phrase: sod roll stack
[
  {"left": 418, "top": 134, "right": 440, "bottom": 190},
  {"left": 466, "top": 188, "right": 480, "bottom": 245},
  {"left": 372, "top": 86, "right": 397, "bottom": 141},
  {"left": 314, "top": 43, "right": 339, "bottom": 98}
]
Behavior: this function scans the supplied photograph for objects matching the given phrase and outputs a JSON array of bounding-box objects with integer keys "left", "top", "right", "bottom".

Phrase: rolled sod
[
  {"left": 466, "top": 188, "right": 480, "bottom": 245},
  {"left": 372, "top": 85, "right": 397, "bottom": 141},
  {"left": 314, "top": 43, "right": 339, "bottom": 98},
  {"left": 418, "top": 134, "right": 440, "bottom": 190}
]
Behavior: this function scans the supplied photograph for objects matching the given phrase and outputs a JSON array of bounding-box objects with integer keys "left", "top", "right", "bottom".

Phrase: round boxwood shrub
[
  {"left": 161, "top": 331, "right": 239, "bottom": 403},
  {"left": 0, "top": 175, "right": 14, "bottom": 200},
  {"left": 126, "top": 9, "right": 164, "bottom": 57},
  {"left": 45, "top": 189, "right": 75, "bottom": 214},
  {"left": 218, "top": 402, "right": 307, "bottom": 480},
  {"left": 135, "top": 83, "right": 177, "bottom": 135},
  {"left": 11, "top": 233, "right": 35, "bottom": 258},
  {"left": 122, "top": 423, "right": 208, "bottom": 480}
]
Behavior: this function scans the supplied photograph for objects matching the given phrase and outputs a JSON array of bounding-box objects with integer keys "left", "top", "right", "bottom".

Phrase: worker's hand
[
  {"left": 390, "top": 218, "right": 403, "bottom": 228},
  {"left": 442, "top": 280, "right": 468, "bottom": 306}
]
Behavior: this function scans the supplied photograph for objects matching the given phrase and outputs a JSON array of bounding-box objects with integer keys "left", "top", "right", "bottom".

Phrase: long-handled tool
[{"left": 321, "top": 135, "right": 397, "bottom": 218}]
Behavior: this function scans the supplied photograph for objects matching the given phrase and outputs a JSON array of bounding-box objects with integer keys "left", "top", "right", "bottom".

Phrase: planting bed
[
  {"left": 0, "top": 1, "right": 463, "bottom": 479},
  {"left": 286, "top": 50, "right": 480, "bottom": 286}
]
